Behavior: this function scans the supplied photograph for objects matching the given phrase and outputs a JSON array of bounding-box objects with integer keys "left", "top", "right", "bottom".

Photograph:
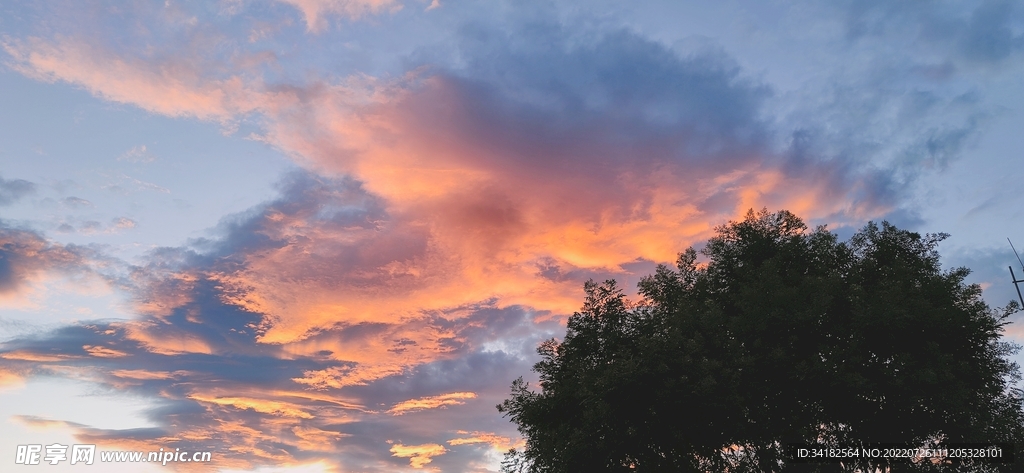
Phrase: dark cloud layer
[
  {"left": 435, "top": 24, "right": 771, "bottom": 162},
  {"left": 842, "top": 0, "right": 1024, "bottom": 66},
  {"left": 0, "top": 175, "right": 36, "bottom": 206}
]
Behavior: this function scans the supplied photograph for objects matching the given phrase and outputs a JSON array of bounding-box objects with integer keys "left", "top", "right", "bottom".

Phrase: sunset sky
[{"left": 2, "top": 1, "right": 1024, "bottom": 471}]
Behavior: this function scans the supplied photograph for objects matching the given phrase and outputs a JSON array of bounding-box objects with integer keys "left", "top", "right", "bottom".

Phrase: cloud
[
  {"left": 13, "top": 415, "right": 87, "bottom": 430},
  {"left": 840, "top": 0, "right": 1024, "bottom": 64},
  {"left": 388, "top": 392, "right": 476, "bottom": 415},
  {"left": 118, "top": 145, "right": 155, "bottom": 163},
  {"left": 0, "top": 316, "right": 363, "bottom": 468},
  {"left": 109, "top": 369, "right": 192, "bottom": 380},
  {"left": 2, "top": 37, "right": 263, "bottom": 122},
  {"left": 0, "top": 350, "right": 79, "bottom": 362},
  {"left": 209, "top": 20, "right": 908, "bottom": 350},
  {"left": 0, "top": 175, "right": 36, "bottom": 206},
  {"left": 101, "top": 174, "right": 171, "bottom": 195},
  {"left": 0, "top": 365, "right": 26, "bottom": 389},
  {"left": 447, "top": 431, "right": 521, "bottom": 451},
  {"left": 189, "top": 394, "right": 315, "bottom": 419},
  {"left": 275, "top": 0, "right": 403, "bottom": 31},
  {"left": 960, "top": 1, "right": 1022, "bottom": 64},
  {"left": 389, "top": 442, "right": 446, "bottom": 469},
  {"left": 3, "top": 3, "right": 916, "bottom": 244},
  {"left": 0, "top": 254, "right": 541, "bottom": 471},
  {"left": 0, "top": 221, "right": 89, "bottom": 298},
  {"left": 61, "top": 196, "right": 92, "bottom": 208},
  {"left": 82, "top": 345, "right": 128, "bottom": 358},
  {"left": 292, "top": 426, "right": 349, "bottom": 452},
  {"left": 0, "top": 345, "right": 507, "bottom": 471},
  {"left": 57, "top": 217, "right": 138, "bottom": 235},
  {"left": 0, "top": 189, "right": 545, "bottom": 469},
  {"left": 112, "top": 217, "right": 137, "bottom": 230}
]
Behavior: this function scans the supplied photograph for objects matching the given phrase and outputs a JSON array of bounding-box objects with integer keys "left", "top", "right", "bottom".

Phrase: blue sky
[{"left": 1, "top": 1, "right": 1023, "bottom": 471}]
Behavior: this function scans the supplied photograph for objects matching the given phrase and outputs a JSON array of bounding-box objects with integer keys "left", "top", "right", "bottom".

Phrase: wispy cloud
[
  {"left": 448, "top": 431, "right": 521, "bottom": 450},
  {"left": 275, "top": 0, "right": 404, "bottom": 31},
  {"left": 0, "top": 221, "right": 90, "bottom": 298},
  {"left": 388, "top": 392, "right": 476, "bottom": 415},
  {"left": 0, "top": 176, "right": 36, "bottom": 206},
  {"left": 117, "top": 145, "right": 155, "bottom": 163}
]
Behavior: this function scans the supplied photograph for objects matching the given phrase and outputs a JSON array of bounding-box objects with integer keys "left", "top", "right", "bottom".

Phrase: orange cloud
[
  {"left": 280, "top": 311, "right": 475, "bottom": 388},
  {"left": 266, "top": 389, "right": 367, "bottom": 413},
  {"left": 292, "top": 364, "right": 409, "bottom": 390},
  {"left": 189, "top": 394, "right": 315, "bottom": 419},
  {"left": 123, "top": 321, "right": 215, "bottom": 355},
  {"left": 389, "top": 443, "right": 446, "bottom": 469},
  {"left": 0, "top": 350, "right": 78, "bottom": 362},
  {"left": 83, "top": 345, "right": 128, "bottom": 358},
  {"left": 108, "top": 369, "right": 193, "bottom": 380},
  {"left": 0, "top": 367, "right": 26, "bottom": 389},
  {"left": 192, "top": 71, "right": 884, "bottom": 354},
  {"left": 292, "top": 426, "right": 349, "bottom": 452},
  {"left": 127, "top": 269, "right": 199, "bottom": 319},
  {"left": 388, "top": 392, "right": 476, "bottom": 415},
  {"left": 447, "top": 431, "right": 523, "bottom": 451}
]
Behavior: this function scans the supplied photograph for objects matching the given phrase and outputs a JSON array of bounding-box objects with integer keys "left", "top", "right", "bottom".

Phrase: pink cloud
[
  {"left": 275, "top": 0, "right": 404, "bottom": 31},
  {"left": 2, "top": 37, "right": 266, "bottom": 122},
  {"left": 0, "top": 223, "right": 88, "bottom": 300}
]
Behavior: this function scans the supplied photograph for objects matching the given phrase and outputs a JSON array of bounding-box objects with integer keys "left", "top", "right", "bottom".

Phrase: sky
[{"left": 1, "top": 0, "right": 1023, "bottom": 471}]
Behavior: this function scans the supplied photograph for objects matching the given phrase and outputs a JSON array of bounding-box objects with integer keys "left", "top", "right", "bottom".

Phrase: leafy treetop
[{"left": 499, "top": 209, "right": 1023, "bottom": 473}]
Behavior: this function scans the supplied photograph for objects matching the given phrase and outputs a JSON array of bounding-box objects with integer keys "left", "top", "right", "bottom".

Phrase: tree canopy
[{"left": 498, "top": 209, "right": 1024, "bottom": 473}]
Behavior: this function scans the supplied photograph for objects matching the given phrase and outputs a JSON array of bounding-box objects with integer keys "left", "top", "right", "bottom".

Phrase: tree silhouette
[{"left": 499, "top": 209, "right": 1024, "bottom": 473}]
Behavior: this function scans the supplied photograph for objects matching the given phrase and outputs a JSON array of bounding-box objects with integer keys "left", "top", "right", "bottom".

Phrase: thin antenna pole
[
  {"left": 1012, "top": 266, "right": 1024, "bottom": 307},
  {"left": 1010, "top": 238, "right": 1024, "bottom": 270}
]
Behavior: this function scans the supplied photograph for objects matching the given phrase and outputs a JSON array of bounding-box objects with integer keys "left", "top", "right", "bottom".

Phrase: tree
[{"left": 498, "top": 209, "right": 1024, "bottom": 473}]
